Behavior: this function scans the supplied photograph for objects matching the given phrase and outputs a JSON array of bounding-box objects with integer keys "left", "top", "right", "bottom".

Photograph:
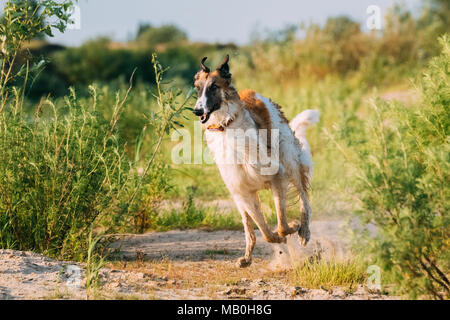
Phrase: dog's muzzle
[
  {"left": 193, "top": 107, "right": 204, "bottom": 116},
  {"left": 193, "top": 107, "right": 211, "bottom": 124}
]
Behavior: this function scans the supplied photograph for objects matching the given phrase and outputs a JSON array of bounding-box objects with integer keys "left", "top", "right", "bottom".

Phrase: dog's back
[{"left": 238, "top": 89, "right": 319, "bottom": 182}]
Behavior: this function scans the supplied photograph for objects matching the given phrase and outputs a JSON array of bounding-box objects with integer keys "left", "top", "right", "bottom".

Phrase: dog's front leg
[
  {"left": 233, "top": 192, "right": 286, "bottom": 247},
  {"left": 235, "top": 211, "right": 255, "bottom": 268}
]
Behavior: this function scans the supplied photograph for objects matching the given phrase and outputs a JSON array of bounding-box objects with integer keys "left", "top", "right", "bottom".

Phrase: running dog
[{"left": 193, "top": 55, "right": 320, "bottom": 267}]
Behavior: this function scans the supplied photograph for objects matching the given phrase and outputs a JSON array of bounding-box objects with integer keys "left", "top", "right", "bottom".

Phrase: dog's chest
[{"left": 205, "top": 130, "right": 270, "bottom": 192}]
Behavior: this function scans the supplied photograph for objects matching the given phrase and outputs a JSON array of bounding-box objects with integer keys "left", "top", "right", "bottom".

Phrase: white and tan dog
[{"left": 193, "top": 55, "right": 320, "bottom": 267}]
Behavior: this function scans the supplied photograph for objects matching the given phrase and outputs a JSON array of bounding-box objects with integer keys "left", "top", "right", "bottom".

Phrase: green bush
[
  {"left": 0, "top": 60, "right": 191, "bottom": 260},
  {"left": 0, "top": 87, "right": 132, "bottom": 259},
  {"left": 349, "top": 36, "right": 449, "bottom": 299},
  {"left": 0, "top": 0, "right": 191, "bottom": 260}
]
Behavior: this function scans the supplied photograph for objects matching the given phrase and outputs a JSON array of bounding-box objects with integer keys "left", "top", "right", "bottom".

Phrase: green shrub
[
  {"left": 0, "top": 0, "right": 192, "bottom": 259},
  {"left": 0, "top": 87, "right": 132, "bottom": 259},
  {"left": 348, "top": 36, "right": 449, "bottom": 299}
]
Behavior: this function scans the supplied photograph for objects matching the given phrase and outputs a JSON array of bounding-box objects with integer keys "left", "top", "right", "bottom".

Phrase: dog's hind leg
[
  {"left": 298, "top": 189, "right": 311, "bottom": 246},
  {"left": 293, "top": 173, "right": 312, "bottom": 247},
  {"left": 236, "top": 211, "right": 256, "bottom": 268},
  {"left": 233, "top": 193, "right": 286, "bottom": 245},
  {"left": 271, "top": 177, "right": 299, "bottom": 237}
]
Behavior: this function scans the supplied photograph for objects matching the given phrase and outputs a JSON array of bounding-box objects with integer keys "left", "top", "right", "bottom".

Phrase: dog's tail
[
  {"left": 289, "top": 109, "right": 320, "bottom": 142},
  {"left": 289, "top": 109, "right": 320, "bottom": 182}
]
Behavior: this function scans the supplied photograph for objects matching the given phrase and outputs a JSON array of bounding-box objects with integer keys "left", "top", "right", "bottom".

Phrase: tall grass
[
  {"left": 0, "top": 0, "right": 193, "bottom": 260},
  {"left": 334, "top": 36, "right": 449, "bottom": 299},
  {"left": 0, "top": 56, "right": 194, "bottom": 260},
  {"left": 0, "top": 86, "right": 132, "bottom": 259}
]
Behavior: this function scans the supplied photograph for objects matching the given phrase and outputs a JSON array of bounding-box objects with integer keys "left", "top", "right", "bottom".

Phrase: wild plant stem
[{"left": 127, "top": 123, "right": 167, "bottom": 207}]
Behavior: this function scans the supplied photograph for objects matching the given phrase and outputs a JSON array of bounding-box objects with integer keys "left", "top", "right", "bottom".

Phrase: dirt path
[
  {"left": 110, "top": 220, "right": 349, "bottom": 263},
  {"left": 0, "top": 220, "right": 391, "bottom": 300}
]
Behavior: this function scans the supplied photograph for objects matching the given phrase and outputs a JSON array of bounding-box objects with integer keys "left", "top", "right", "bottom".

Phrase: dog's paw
[
  {"left": 276, "top": 233, "right": 288, "bottom": 244},
  {"left": 298, "top": 225, "right": 310, "bottom": 247},
  {"left": 278, "top": 221, "right": 300, "bottom": 237},
  {"left": 236, "top": 257, "right": 252, "bottom": 268},
  {"left": 263, "top": 232, "right": 287, "bottom": 244}
]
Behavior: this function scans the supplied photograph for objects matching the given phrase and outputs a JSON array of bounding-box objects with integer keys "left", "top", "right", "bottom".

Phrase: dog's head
[{"left": 193, "top": 55, "right": 237, "bottom": 124}]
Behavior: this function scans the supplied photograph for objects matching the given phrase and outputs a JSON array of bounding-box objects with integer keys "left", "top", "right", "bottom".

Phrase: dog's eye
[{"left": 210, "top": 83, "right": 219, "bottom": 91}]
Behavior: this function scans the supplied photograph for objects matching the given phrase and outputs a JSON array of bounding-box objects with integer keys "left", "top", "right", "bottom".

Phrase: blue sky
[{"left": 8, "top": 0, "right": 424, "bottom": 46}]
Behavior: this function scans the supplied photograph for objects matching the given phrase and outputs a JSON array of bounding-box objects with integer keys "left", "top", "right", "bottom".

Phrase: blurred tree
[
  {"left": 135, "top": 24, "right": 188, "bottom": 48},
  {"left": 429, "top": 0, "right": 450, "bottom": 30},
  {"left": 382, "top": 5, "right": 419, "bottom": 63},
  {"left": 52, "top": 38, "right": 143, "bottom": 85},
  {"left": 322, "top": 16, "right": 367, "bottom": 74},
  {"left": 262, "top": 24, "right": 298, "bottom": 44},
  {"left": 136, "top": 23, "right": 151, "bottom": 37},
  {"left": 324, "top": 16, "right": 360, "bottom": 41},
  {"left": 419, "top": 0, "right": 450, "bottom": 37}
]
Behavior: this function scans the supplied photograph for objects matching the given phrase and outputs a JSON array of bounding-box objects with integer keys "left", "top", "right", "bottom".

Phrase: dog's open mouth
[{"left": 200, "top": 113, "right": 210, "bottom": 124}]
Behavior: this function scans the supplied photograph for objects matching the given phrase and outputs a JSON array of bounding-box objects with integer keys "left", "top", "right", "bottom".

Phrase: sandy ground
[
  {"left": 0, "top": 219, "right": 393, "bottom": 300},
  {"left": 109, "top": 220, "right": 350, "bottom": 263}
]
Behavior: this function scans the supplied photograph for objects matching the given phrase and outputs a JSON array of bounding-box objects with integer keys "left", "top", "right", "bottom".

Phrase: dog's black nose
[{"left": 193, "top": 108, "right": 204, "bottom": 116}]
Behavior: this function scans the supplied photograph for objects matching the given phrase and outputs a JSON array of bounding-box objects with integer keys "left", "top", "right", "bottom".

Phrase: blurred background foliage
[
  {"left": 7, "top": 0, "right": 447, "bottom": 100},
  {"left": 1, "top": 0, "right": 447, "bottom": 236}
]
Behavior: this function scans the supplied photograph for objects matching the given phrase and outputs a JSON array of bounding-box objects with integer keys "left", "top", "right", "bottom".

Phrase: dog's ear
[
  {"left": 201, "top": 57, "right": 210, "bottom": 73},
  {"left": 216, "top": 54, "right": 231, "bottom": 80}
]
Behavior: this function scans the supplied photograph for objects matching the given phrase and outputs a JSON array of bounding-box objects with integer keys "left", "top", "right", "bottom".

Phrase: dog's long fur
[{"left": 193, "top": 55, "right": 320, "bottom": 267}]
